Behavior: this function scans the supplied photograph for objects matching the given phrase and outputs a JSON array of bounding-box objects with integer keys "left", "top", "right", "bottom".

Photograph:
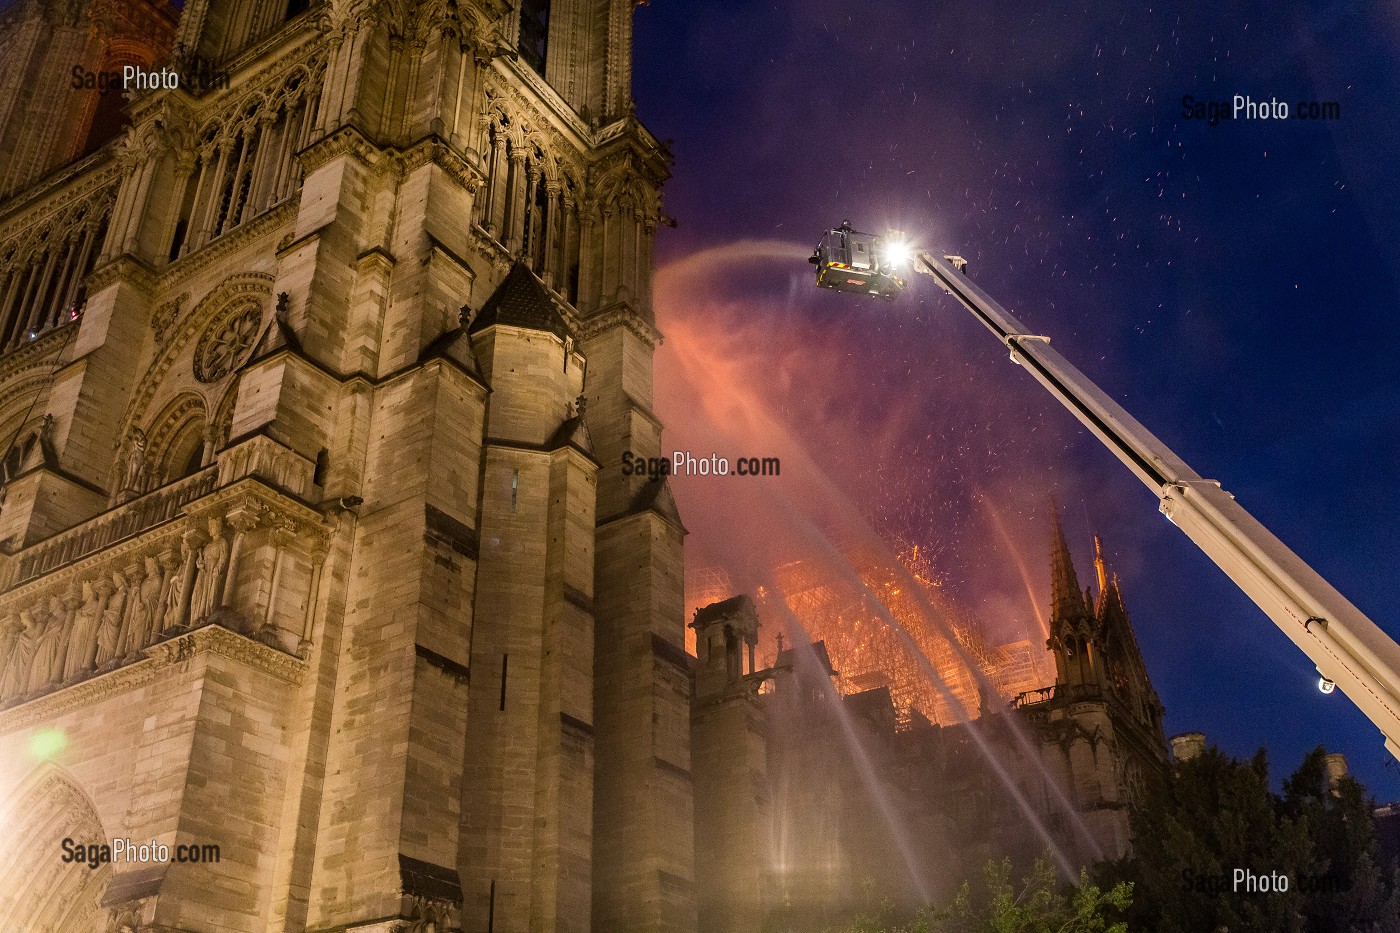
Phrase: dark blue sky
[{"left": 634, "top": 1, "right": 1400, "bottom": 796}]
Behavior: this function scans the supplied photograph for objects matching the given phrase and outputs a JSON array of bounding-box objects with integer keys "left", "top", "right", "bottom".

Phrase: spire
[
  {"left": 1049, "top": 505, "right": 1088, "bottom": 621},
  {"left": 1095, "top": 565, "right": 1163, "bottom": 733},
  {"left": 1093, "top": 534, "right": 1109, "bottom": 601}
]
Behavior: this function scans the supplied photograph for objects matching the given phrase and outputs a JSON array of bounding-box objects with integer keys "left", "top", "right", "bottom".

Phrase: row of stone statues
[{"left": 0, "top": 516, "right": 231, "bottom": 705}]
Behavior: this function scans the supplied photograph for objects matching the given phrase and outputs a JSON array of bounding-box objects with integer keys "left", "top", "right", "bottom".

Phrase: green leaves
[
  {"left": 829, "top": 855, "right": 1132, "bottom": 933},
  {"left": 1099, "top": 744, "right": 1400, "bottom": 933}
]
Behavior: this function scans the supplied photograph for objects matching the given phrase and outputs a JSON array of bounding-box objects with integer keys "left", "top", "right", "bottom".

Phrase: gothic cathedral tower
[
  {"left": 0, "top": 1, "right": 690, "bottom": 931},
  {"left": 1028, "top": 509, "right": 1168, "bottom": 860}
]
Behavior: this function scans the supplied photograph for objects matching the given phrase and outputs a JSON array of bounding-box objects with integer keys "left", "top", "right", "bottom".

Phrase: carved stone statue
[
  {"left": 116, "top": 428, "right": 150, "bottom": 500},
  {"left": 30, "top": 604, "right": 64, "bottom": 692},
  {"left": 190, "top": 516, "right": 230, "bottom": 624},
  {"left": 0, "top": 615, "right": 21, "bottom": 698},
  {"left": 126, "top": 555, "right": 165, "bottom": 653},
  {"left": 94, "top": 575, "right": 127, "bottom": 668},
  {"left": 63, "top": 580, "right": 102, "bottom": 680},
  {"left": 1, "top": 612, "right": 37, "bottom": 699},
  {"left": 163, "top": 547, "right": 189, "bottom": 632}
]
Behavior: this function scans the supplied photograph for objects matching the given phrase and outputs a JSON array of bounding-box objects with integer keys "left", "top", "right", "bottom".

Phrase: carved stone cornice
[
  {"left": 6, "top": 475, "right": 210, "bottom": 591},
  {"left": 0, "top": 323, "right": 74, "bottom": 384},
  {"left": 0, "top": 655, "right": 163, "bottom": 734},
  {"left": 144, "top": 623, "right": 307, "bottom": 685},
  {"left": 488, "top": 57, "right": 592, "bottom": 153},
  {"left": 192, "top": 475, "right": 331, "bottom": 557},
  {"left": 394, "top": 136, "right": 483, "bottom": 192},
  {"left": 464, "top": 224, "right": 512, "bottom": 277},
  {"left": 155, "top": 202, "right": 296, "bottom": 292},
  {"left": 300, "top": 124, "right": 389, "bottom": 176},
  {"left": 577, "top": 301, "right": 661, "bottom": 348},
  {"left": 0, "top": 621, "right": 307, "bottom": 734},
  {"left": 0, "top": 151, "right": 120, "bottom": 235},
  {"left": 86, "top": 254, "right": 158, "bottom": 296}
]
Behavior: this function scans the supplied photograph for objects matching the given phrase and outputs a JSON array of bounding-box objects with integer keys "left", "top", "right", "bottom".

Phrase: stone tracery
[
  {"left": 168, "top": 55, "right": 326, "bottom": 260},
  {"left": 0, "top": 184, "right": 114, "bottom": 352}
]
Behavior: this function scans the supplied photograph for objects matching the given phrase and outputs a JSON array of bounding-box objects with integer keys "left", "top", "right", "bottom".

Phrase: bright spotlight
[
  {"left": 1318, "top": 676, "right": 1337, "bottom": 695},
  {"left": 883, "top": 240, "right": 912, "bottom": 267}
]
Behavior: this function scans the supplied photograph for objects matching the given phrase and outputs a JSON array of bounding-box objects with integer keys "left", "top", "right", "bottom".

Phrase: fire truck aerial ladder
[{"left": 811, "top": 226, "right": 1400, "bottom": 761}]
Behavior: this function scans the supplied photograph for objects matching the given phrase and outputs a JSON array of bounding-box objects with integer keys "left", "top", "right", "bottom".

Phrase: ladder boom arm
[{"left": 913, "top": 251, "right": 1400, "bottom": 760}]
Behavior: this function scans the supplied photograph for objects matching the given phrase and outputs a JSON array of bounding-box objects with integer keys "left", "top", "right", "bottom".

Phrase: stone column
[
  {"left": 244, "top": 112, "right": 279, "bottom": 219},
  {"left": 484, "top": 133, "right": 506, "bottom": 236},
  {"left": 257, "top": 526, "right": 295, "bottom": 642},
  {"left": 221, "top": 135, "right": 252, "bottom": 236},
  {"left": 119, "top": 153, "right": 160, "bottom": 256},
  {"left": 541, "top": 183, "right": 561, "bottom": 284},
  {"left": 297, "top": 550, "right": 323, "bottom": 658},
  {"left": 179, "top": 146, "right": 213, "bottom": 258},
  {"left": 21, "top": 248, "right": 59, "bottom": 336},
  {"left": 192, "top": 138, "right": 234, "bottom": 248},
  {"left": 504, "top": 149, "right": 527, "bottom": 253},
  {"left": 222, "top": 510, "right": 261, "bottom": 625}
]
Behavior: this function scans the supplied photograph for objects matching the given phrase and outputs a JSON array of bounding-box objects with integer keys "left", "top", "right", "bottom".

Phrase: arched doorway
[{"left": 0, "top": 763, "right": 112, "bottom": 929}]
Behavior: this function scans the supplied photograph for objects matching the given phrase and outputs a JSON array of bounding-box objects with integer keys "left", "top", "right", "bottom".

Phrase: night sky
[{"left": 632, "top": 1, "right": 1400, "bottom": 798}]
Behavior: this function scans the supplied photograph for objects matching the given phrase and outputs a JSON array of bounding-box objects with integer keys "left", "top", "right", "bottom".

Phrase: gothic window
[
  {"left": 145, "top": 394, "right": 210, "bottom": 488},
  {"left": 0, "top": 206, "right": 108, "bottom": 353},
  {"left": 194, "top": 300, "right": 262, "bottom": 382},
  {"left": 519, "top": 0, "right": 551, "bottom": 75},
  {"left": 172, "top": 69, "right": 320, "bottom": 260},
  {"left": 166, "top": 420, "right": 208, "bottom": 480}
]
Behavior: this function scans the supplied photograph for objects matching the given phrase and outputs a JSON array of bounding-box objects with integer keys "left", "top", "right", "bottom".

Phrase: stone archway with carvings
[
  {"left": 118, "top": 272, "right": 273, "bottom": 452},
  {"left": 0, "top": 762, "right": 112, "bottom": 930},
  {"left": 146, "top": 391, "right": 210, "bottom": 485}
]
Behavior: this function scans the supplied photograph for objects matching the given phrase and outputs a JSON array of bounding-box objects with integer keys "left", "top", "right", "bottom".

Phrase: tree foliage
[
  {"left": 1097, "top": 744, "right": 1400, "bottom": 933},
  {"left": 830, "top": 856, "right": 1131, "bottom": 933}
]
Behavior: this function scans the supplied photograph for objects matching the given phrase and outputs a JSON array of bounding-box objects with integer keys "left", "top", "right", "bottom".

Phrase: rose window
[{"left": 194, "top": 303, "right": 262, "bottom": 382}]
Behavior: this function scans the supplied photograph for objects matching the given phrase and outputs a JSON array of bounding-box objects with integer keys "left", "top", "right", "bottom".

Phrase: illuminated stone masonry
[{"left": 0, "top": 1, "right": 686, "bottom": 931}]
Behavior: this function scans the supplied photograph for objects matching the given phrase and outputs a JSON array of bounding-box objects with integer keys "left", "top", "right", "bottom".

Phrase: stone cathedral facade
[{"left": 0, "top": 1, "right": 691, "bottom": 931}]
